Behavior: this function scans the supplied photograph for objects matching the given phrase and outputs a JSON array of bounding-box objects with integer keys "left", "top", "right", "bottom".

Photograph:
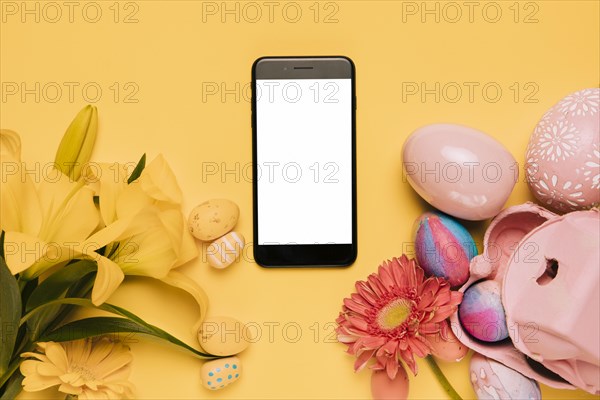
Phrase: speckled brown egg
[{"left": 188, "top": 199, "right": 239, "bottom": 241}]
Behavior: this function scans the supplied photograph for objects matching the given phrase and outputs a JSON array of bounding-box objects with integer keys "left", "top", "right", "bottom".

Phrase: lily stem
[{"left": 425, "top": 355, "right": 463, "bottom": 400}]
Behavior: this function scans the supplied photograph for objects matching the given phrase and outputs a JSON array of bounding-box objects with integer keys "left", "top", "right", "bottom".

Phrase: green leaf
[
  {"left": 41, "top": 317, "right": 154, "bottom": 340},
  {"left": 98, "top": 303, "right": 216, "bottom": 358},
  {"left": 127, "top": 153, "right": 146, "bottom": 184},
  {"left": 43, "top": 273, "right": 96, "bottom": 337},
  {"left": 0, "top": 371, "right": 23, "bottom": 400},
  {"left": 26, "top": 260, "right": 96, "bottom": 311},
  {"left": 31, "top": 298, "right": 216, "bottom": 359},
  {"left": 25, "top": 260, "right": 96, "bottom": 341},
  {"left": 0, "top": 257, "right": 21, "bottom": 376},
  {"left": 19, "top": 278, "right": 38, "bottom": 314},
  {"left": 0, "top": 231, "right": 4, "bottom": 259}
]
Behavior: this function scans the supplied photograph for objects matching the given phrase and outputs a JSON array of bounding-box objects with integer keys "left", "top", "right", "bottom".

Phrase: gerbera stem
[{"left": 425, "top": 355, "right": 463, "bottom": 400}]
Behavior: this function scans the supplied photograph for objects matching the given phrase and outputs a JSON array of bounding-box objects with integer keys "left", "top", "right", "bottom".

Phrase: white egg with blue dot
[{"left": 201, "top": 356, "right": 242, "bottom": 390}]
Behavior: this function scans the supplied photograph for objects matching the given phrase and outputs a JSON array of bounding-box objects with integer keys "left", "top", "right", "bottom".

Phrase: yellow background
[{"left": 2, "top": 0, "right": 599, "bottom": 398}]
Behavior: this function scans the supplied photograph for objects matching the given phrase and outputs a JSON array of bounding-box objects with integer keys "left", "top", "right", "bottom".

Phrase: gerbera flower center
[
  {"left": 71, "top": 365, "right": 97, "bottom": 382},
  {"left": 376, "top": 298, "right": 414, "bottom": 330}
]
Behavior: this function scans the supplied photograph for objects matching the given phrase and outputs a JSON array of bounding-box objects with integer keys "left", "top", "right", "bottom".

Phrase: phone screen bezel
[{"left": 251, "top": 56, "right": 357, "bottom": 267}]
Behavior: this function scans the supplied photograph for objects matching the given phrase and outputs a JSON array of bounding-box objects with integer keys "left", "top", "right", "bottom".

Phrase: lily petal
[
  {"left": 37, "top": 174, "right": 99, "bottom": 244},
  {"left": 3, "top": 232, "right": 51, "bottom": 275},
  {"left": 0, "top": 159, "right": 42, "bottom": 235},
  {"left": 83, "top": 214, "right": 147, "bottom": 252},
  {"left": 138, "top": 154, "right": 182, "bottom": 204},
  {"left": 92, "top": 256, "right": 125, "bottom": 305},
  {"left": 113, "top": 215, "right": 178, "bottom": 278},
  {"left": 175, "top": 225, "right": 199, "bottom": 267},
  {"left": 115, "top": 184, "right": 153, "bottom": 220},
  {"left": 160, "top": 270, "right": 209, "bottom": 334},
  {"left": 84, "top": 163, "right": 129, "bottom": 226}
]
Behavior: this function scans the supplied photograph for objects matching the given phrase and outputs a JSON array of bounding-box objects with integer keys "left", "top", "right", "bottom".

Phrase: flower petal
[
  {"left": 173, "top": 222, "right": 199, "bottom": 267},
  {"left": 138, "top": 154, "right": 183, "bottom": 204},
  {"left": 44, "top": 342, "right": 69, "bottom": 372},
  {"left": 160, "top": 270, "right": 209, "bottom": 334},
  {"left": 355, "top": 281, "right": 379, "bottom": 305},
  {"left": 353, "top": 349, "right": 375, "bottom": 372},
  {"left": 22, "top": 373, "right": 63, "bottom": 392},
  {"left": 115, "top": 184, "right": 153, "bottom": 220},
  {"left": 83, "top": 214, "right": 145, "bottom": 251},
  {"left": 84, "top": 162, "right": 129, "bottom": 225},
  {"left": 0, "top": 158, "right": 42, "bottom": 235},
  {"left": 37, "top": 176, "right": 99, "bottom": 244},
  {"left": 348, "top": 316, "right": 369, "bottom": 332},
  {"left": 378, "top": 262, "right": 395, "bottom": 289},
  {"left": 1, "top": 129, "right": 22, "bottom": 161},
  {"left": 3, "top": 231, "right": 47, "bottom": 274},
  {"left": 58, "top": 382, "right": 83, "bottom": 395},
  {"left": 95, "top": 351, "right": 133, "bottom": 379},
  {"left": 385, "top": 353, "right": 399, "bottom": 380},
  {"left": 400, "top": 348, "right": 417, "bottom": 375},
  {"left": 20, "top": 360, "right": 41, "bottom": 376},
  {"left": 91, "top": 257, "right": 125, "bottom": 305},
  {"left": 343, "top": 298, "right": 370, "bottom": 316}
]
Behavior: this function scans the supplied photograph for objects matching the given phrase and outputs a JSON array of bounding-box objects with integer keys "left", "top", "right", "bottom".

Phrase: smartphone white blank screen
[{"left": 256, "top": 79, "right": 352, "bottom": 245}]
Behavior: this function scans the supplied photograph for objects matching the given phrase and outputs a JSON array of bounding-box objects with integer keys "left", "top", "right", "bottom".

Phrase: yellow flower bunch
[{"left": 0, "top": 106, "right": 216, "bottom": 399}]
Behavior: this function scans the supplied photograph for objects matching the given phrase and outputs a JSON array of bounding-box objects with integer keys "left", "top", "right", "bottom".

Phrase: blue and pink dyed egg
[
  {"left": 459, "top": 280, "right": 509, "bottom": 342},
  {"left": 414, "top": 212, "right": 477, "bottom": 287}
]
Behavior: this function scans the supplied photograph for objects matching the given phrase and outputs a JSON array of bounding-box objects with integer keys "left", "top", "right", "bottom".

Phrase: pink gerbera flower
[{"left": 336, "top": 255, "right": 463, "bottom": 379}]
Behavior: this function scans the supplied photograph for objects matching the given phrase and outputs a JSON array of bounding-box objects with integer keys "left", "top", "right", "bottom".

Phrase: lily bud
[{"left": 54, "top": 105, "right": 98, "bottom": 181}]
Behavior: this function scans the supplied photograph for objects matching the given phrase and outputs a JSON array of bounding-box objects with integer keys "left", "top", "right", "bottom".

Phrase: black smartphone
[{"left": 252, "top": 56, "right": 357, "bottom": 267}]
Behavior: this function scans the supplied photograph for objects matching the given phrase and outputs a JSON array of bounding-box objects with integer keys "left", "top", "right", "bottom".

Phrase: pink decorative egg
[
  {"left": 459, "top": 280, "right": 508, "bottom": 342},
  {"left": 371, "top": 369, "right": 409, "bottom": 400},
  {"left": 470, "top": 353, "right": 541, "bottom": 400},
  {"left": 403, "top": 124, "right": 518, "bottom": 221},
  {"left": 428, "top": 326, "right": 469, "bottom": 362},
  {"left": 526, "top": 88, "right": 600, "bottom": 213}
]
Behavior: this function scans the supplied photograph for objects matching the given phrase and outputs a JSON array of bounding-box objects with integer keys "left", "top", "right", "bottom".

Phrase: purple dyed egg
[
  {"left": 414, "top": 212, "right": 477, "bottom": 287},
  {"left": 459, "top": 280, "right": 509, "bottom": 342}
]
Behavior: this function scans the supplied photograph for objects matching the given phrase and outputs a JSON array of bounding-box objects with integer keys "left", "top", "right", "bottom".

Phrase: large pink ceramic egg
[
  {"left": 403, "top": 124, "right": 518, "bottom": 221},
  {"left": 526, "top": 88, "right": 600, "bottom": 213}
]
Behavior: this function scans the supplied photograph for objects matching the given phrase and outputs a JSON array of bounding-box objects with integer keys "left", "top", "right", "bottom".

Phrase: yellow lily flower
[
  {"left": 80, "top": 156, "right": 201, "bottom": 318},
  {"left": 0, "top": 130, "right": 100, "bottom": 279}
]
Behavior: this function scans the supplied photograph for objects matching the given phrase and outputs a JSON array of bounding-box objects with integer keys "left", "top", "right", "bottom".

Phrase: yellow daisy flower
[{"left": 20, "top": 337, "right": 134, "bottom": 399}]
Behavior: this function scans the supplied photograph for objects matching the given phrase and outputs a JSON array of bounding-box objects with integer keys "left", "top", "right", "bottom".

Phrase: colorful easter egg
[
  {"left": 371, "top": 368, "right": 409, "bottom": 400},
  {"left": 470, "top": 353, "right": 541, "bottom": 400},
  {"left": 526, "top": 88, "right": 600, "bottom": 213},
  {"left": 459, "top": 280, "right": 508, "bottom": 342},
  {"left": 188, "top": 199, "right": 239, "bottom": 241},
  {"left": 403, "top": 124, "right": 518, "bottom": 220},
  {"left": 414, "top": 212, "right": 476, "bottom": 287},
  {"left": 201, "top": 357, "right": 242, "bottom": 390},
  {"left": 206, "top": 231, "right": 245, "bottom": 269}
]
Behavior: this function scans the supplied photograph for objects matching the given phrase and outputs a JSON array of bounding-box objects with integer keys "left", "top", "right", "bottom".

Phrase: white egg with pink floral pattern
[{"left": 526, "top": 88, "right": 600, "bottom": 213}]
